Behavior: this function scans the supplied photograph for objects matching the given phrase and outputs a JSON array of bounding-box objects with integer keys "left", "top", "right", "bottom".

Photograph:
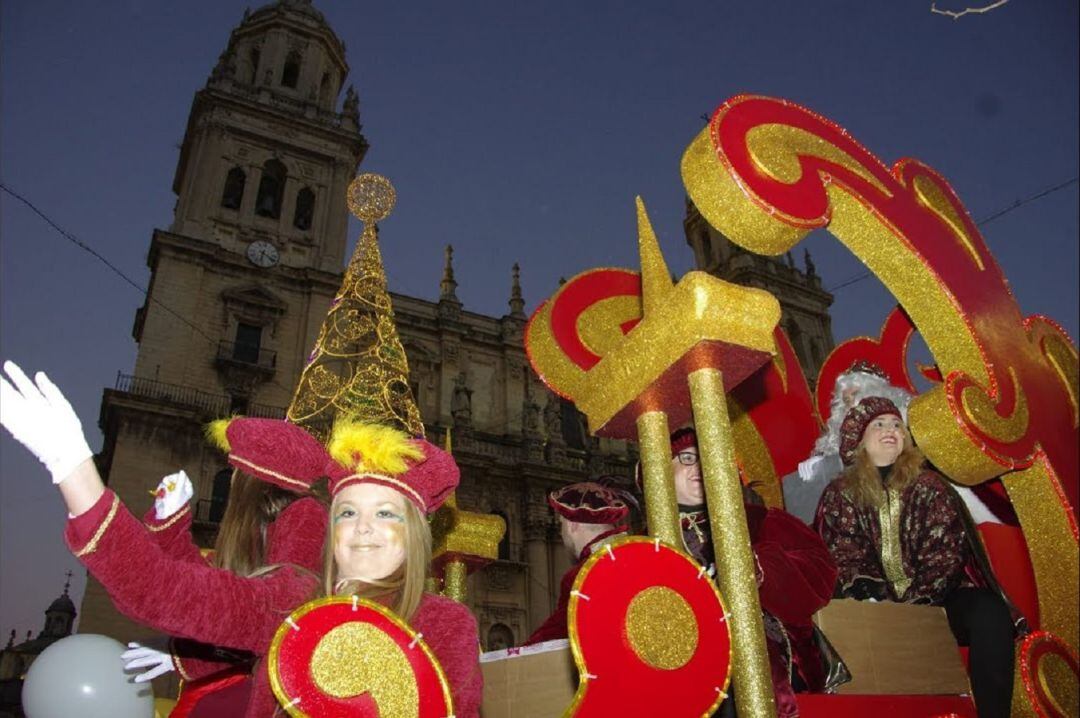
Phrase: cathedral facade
[{"left": 82, "top": 0, "right": 832, "bottom": 658}]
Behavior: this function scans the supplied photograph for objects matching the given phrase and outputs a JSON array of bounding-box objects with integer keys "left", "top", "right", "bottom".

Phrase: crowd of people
[{"left": 0, "top": 356, "right": 1024, "bottom": 717}]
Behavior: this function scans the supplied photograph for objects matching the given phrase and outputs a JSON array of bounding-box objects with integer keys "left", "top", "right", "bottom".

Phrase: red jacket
[
  {"left": 66, "top": 490, "right": 326, "bottom": 718},
  {"left": 410, "top": 593, "right": 484, "bottom": 718}
]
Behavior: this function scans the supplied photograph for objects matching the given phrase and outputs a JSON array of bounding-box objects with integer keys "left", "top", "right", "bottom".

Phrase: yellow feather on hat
[
  {"left": 205, "top": 417, "right": 235, "bottom": 453},
  {"left": 329, "top": 421, "right": 424, "bottom": 476}
]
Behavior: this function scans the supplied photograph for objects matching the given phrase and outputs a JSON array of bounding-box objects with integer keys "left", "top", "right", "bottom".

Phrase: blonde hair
[
  {"left": 212, "top": 470, "right": 327, "bottom": 578},
  {"left": 324, "top": 490, "right": 432, "bottom": 622},
  {"left": 839, "top": 424, "right": 926, "bottom": 509}
]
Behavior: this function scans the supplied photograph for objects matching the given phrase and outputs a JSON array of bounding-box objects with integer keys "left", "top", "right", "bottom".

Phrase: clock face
[{"left": 246, "top": 240, "right": 280, "bottom": 268}]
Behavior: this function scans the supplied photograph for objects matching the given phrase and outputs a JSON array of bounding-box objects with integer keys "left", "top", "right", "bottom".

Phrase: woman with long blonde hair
[
  {"left": 813, "top": 396, "right": 1018, "bottom": 718},
  {"left": 322, "top": 420, "right": 483, "bottom": 717}
]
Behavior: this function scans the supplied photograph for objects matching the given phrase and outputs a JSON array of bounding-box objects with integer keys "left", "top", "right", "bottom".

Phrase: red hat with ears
[
  {"left": 325, "top": 421, "right": 459, "bottom": 515},
  {"left": 839, "top": 396, "right": 902, "bottom": 466},
  {"left": 548, "top": 481, "right": 629, "bottom": 526},
  {"left": 205, "top": 417, "right": 329, "bottom": 493}
]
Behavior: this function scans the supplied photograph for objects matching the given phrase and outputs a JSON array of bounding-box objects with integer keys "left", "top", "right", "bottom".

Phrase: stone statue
[
  {"left": 522, "top": 398, "right": 540, "bottom": 435},
  {"left": 450, "top": 372, "right": 472, "bottom": 426},
  {"left": 343, "top": 85, "right": 359, "bottom": 120},
  {"left": 543, "top": 394, "right": 562, "bottom": 442}
]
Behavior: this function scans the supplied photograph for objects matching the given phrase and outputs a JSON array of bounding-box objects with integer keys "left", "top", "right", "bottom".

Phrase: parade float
[{"left": 165, "top": 94, "right": 1077, "bottom": 717}]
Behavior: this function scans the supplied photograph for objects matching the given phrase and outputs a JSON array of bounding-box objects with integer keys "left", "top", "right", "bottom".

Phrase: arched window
[
  {"left": 293, "top": 187, "right": 315, "bottom": 230},
  {"left": 247, "top": 47, "right": 261, "bottom": 85},
  {"left": 255, "top": 159, "right": 286, "bottom": 219},
  {"left": 221, "top": 166, "right": 246, "bottom": 209},
  {"left": 210, "top": 468, "right": 233, "bottom": 523},
  {"left": 282, "top": 51, "right": 301, "bottom": 88},
  {"left": 486, "top": 623, "right": 515, "bottom": 652}
]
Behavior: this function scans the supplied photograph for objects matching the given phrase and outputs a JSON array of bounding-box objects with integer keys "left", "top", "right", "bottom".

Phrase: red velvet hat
[
  {"left": 548, "top": 482, "right": 629, "bottom": 525},
  {"left": 839, "top": 396, "right": 902, "bottom": 466},
  {"left": 326, "top": 422, "right": 458, "bottom": 515},
  {"left": 847, "top": 359, "right": 888, "bottom": 380},
  {"left": 206, "top": 417, "right": 329, "bottom": 493}
]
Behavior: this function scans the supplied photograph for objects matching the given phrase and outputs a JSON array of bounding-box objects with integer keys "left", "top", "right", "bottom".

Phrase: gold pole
[
  {"left": 689, "top": 368, "right": 776, "bottom": 718},
  {"left": 443, "top": 559, "right": 468, "bottom": 603},
  {"left": 636, "top": 410, "right": 681, "bottom": 547}
]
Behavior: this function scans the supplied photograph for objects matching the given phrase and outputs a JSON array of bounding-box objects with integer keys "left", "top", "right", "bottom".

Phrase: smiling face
[
  {"left": 672, "top": 446, "right": 704, "bottom": 506},
  {"left": 332, "top": 482, "right": 408, "bottom": 583},
  {"left": 861, "top": 413, "right": 905, "bottom": 467}
]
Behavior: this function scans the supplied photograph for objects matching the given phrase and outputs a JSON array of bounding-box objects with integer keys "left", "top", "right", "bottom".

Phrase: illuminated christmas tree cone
[
  {"left": 526, "top": 198, "right": 782, "bottom": 718},
  {"left": 287, "top": 174, "right": 503, "bottom": 602},
  {"left": 287, "top": 173, "right": 423, "bottom": 441}
]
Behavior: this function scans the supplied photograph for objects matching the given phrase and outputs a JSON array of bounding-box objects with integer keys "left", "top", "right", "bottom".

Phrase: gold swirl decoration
[
  {"left": 287, "top": 174, "right": 424, "bottom": 440},
  {"left": 681, "top": 95, "right": 1079, "bottom": 705}
]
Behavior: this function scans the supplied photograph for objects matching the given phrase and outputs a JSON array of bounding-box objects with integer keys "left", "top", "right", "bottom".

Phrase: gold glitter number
[{"left": 624, "top": 586, "right": 699, "bottom": 670}]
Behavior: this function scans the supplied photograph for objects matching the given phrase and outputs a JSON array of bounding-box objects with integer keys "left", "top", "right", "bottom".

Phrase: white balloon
[{"left": 23, "top": 634, "right": 154, "bottom": 718}]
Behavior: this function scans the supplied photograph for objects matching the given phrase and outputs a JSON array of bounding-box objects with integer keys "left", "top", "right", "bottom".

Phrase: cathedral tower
[{"left": 86, "top": 0, "right": 367, "bottom": 638}]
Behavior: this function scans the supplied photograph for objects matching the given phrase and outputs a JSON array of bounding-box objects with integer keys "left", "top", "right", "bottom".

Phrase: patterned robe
[{"left": 813, "top": 469, "right": 987, "bottom": 604}]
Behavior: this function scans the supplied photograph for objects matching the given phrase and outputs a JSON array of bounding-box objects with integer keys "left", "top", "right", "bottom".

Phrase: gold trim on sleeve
[
  {"left": 147, "top": 505, "right": 190, "bottom": 533},
  {"left": 74, "top": 494, "right": 121, "bottom": 558}
]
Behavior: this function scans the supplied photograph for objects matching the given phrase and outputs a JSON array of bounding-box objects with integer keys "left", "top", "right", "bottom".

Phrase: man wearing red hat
[
  {"left": 522, "top": 482, "right": 630, "bottom": 646},
  {"left": 668, "top": 427, "right": 838, "bottom": 718}
]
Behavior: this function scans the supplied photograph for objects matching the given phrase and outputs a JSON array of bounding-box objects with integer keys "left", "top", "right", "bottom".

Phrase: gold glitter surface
[
  {"left": 310, "top": 622, "right": 419, "bottom": 716},
  {"left": 442, "top": 560, "right": 467, "bottom": 603},
  {"left": 877, "top": 487, "right": 912, "bottom": 597},
  {"left": 430, "top": 499, "right": 505, "bottom": 562},
  {"left": 960, "top": 367, "right": 1029, "bottom": 444},
  {"left": 689, "top": 368, "right": 777, "bottom": 718},
  {"left": 637, "top": 411, "right": 682, "bottom": 548},
  {"left": 1004, "top": 463, "right": 1079, "bottom": 650},
  {"left": 1039, "top": 651, "right": 1079, "bottom": 718},
  {"left": 625, "top": 586, "right": 698, "bottom": 670},
  {"left": 912, "top": 174, "right": 984, "bottom": 271},
  {"left": 682, "top": 128, "right": 809, "bottom": 256},
  {"left": 287, "top": 174, "right": 423, "bottom": 440},
  {"left": 576, "top": 272, "right": 779, "bottom": 434},
  {"left": 346, "top": 174, "right": 396, "bottom": 223},
  {"left": 745, "top": 124, "right": 890, "bottom": 197},
  {"left": 727, "top": 396, "right": 784, "bottom": 509}
]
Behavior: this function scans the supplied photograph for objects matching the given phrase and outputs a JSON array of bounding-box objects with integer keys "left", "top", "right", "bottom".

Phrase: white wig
[{"left": 813, "top": 370, "right": 913, "bottom": 456}]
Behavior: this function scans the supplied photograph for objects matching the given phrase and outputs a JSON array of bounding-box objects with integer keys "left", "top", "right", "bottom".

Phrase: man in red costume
[
  {"left": 523, "top": 482, "right": 630, "bottom": 645},
  {"left": 668, "top": 427, "right": 838, "bottom": 718}
]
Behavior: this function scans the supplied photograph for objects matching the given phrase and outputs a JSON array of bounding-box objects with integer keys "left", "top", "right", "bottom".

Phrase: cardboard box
[
  {"left": 479, "top": 640, "right": 578, "bottom": 718},
  {"left": 813, "top": 599, "right": 971, "bottom": 695}
]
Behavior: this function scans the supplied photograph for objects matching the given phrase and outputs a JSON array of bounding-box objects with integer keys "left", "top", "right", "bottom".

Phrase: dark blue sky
[{"left": 1, "top": 1, "right": 1076, "bottom": 637}]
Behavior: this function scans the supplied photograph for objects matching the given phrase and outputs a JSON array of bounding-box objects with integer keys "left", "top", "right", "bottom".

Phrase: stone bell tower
[{"left": 86, "top": 0, "right": 367, "bottom": 639}]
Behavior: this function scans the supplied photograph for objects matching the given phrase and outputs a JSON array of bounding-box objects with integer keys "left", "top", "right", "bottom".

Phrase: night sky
[{"left": 1, "top": 1, "right": 1076, "bottom": 638}]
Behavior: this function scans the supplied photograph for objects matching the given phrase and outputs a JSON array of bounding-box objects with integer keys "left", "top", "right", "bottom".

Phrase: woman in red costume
[
  {"left": 0, "top": 361, "right": 329, "bottom": 717},
  {"left": 321, "top": 421, "right": 483, "bottom": 717},
  {"left": 813, "top": 396, "right": 1018, "bottom": 718}
]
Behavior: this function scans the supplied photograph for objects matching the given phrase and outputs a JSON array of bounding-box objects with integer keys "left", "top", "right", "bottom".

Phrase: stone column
[{"left": 525, "top": 497, "right": 552, "bottom": 633}]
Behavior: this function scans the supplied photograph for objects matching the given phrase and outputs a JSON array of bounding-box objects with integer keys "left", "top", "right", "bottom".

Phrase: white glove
[
  {"left": 154, "top": 470, "right": 194, "bottom": 521},
  {"left": 121, "top": 642, "right": 176, "bottom": 683},
  {"left": 0, "top": 361, "right": 93, "bottom": 484},
  {"left": 797, "top": 456, "right": 824, "bottom": 482}
]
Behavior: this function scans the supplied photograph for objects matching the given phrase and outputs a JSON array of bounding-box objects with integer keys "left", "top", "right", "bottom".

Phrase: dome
[{"left": 46, "top": 592, "right": 76, "bottom": 616}]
